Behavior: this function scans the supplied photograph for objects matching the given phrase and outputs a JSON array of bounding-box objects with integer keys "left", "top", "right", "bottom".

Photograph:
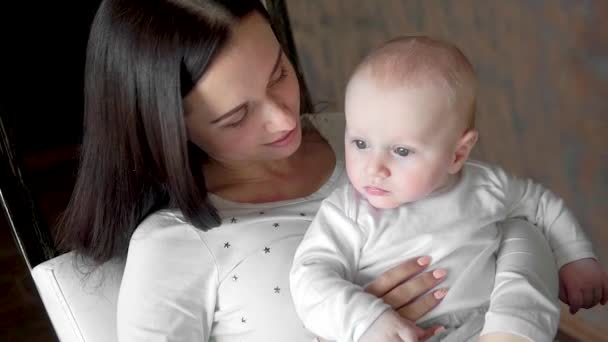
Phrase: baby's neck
[{"left": 412, "top": 171, "right": 462, "bottom": 204}]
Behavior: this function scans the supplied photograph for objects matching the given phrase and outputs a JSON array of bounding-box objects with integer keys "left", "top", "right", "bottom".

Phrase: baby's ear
[{"left": 448, "top": 129, "right": 479, "bottom": 174}]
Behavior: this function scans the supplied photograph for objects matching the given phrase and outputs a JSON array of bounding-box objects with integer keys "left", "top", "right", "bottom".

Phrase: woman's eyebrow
[{"left": 211, "top": 47, "right": 282, "bottom": 125}]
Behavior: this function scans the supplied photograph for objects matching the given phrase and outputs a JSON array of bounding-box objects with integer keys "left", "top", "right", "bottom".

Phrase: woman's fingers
[
  {"left": 397, "top": 288, "right": 448, "bottom": 321},
  {"left": 366, "top": 256, "right": 432, "bottom": 297},
  {"left": 383, "top": 269, "right": 447, "bottom": 309}
]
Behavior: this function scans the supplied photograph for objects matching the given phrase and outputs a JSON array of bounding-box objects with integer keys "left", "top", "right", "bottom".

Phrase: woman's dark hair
[{"left": 59, "top": 0, "right": 270, "bottom": 263}]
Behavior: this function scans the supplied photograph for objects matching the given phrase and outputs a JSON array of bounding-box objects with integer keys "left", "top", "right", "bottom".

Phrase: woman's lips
[
  {"left": 364, "top": 186, "right": 389, "bottom": 196},
  {"left": 266, "top": 128, "right": 296, "bottom": 147}
]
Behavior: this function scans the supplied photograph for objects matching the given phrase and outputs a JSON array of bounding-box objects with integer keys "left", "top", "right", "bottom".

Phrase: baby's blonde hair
[{"left": 351, "top": 36, "right": 477, "bottom": 131}]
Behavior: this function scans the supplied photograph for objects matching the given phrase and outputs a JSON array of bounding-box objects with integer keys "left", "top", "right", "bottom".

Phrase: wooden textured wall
[{"left": 286, "top": 0, "right": 608, "bottom": 334}]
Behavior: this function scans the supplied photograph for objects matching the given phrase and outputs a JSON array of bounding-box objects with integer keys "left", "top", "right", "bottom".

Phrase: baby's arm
[
  {"left": 482, "top": 219, "right": 560, "bottom": 341},
  {"left": 290, "top": 194, "right": 394, "bottom": 341},
  {"left": 359, "top": 310, "right": 427, "bottom": 342},
  {"left": 291, "top": 187, "right": 425, "bottom": 341},
  {"left": 495, "top": 165, "right": 606, "bottom": 311},
  {"left": 479, "top": 333, "right": 529, "bottom": 342}
]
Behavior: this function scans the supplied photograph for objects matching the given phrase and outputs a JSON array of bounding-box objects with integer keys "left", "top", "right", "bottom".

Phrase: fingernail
[
  {"left": 434, "top": 289, "right": 448, "bottom": 299},
  {"left": 433, "top": 269, "right": 447, "bottom": 279},
  {"left": 434, "top": 326, "right": 446, "bottom": 335},
  {"left": 417, "top": 256, "right": 431, "bottom": 266}
]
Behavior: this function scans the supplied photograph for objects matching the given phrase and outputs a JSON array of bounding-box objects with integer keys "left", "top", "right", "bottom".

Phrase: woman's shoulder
[
  {"left": 118, "top": 211, "right": 220, "bottom": 340},
  {"left": 124, "top": 209, "right": 219, "bottom": 278},
  {"left": 303, "top": 112, "right": 346, "bottom": 161},
  {"left": 130, "top": 210, "right": 211, "bottom": 251}
]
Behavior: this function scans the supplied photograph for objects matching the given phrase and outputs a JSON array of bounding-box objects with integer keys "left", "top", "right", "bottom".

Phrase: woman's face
[{"left": 184, "top": 12, "right": 301, "bottom": 165}]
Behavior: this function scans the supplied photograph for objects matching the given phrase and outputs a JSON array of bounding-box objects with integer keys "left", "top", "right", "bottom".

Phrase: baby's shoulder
[
  {"left": 324, "top": 183, "right": 379, "bottom": 224},
  {"left": 463, "top": 160, "right": 513, "bottom": 186},
  {"left": 325, "top": 181, "right": 360, "bottom": 204}
]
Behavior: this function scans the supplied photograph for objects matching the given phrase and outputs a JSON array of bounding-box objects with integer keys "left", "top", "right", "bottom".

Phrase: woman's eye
[
  {"left": 394, "top": 147, "right": 411, "bottom": 157},
  {"left": 270, "top": 66, "right": 287, "bottom": 87},
  {"left": 224, "top": 110, "right": 248, "bottom": 128},
  {"left": 225, "top": 120, "right": 244, "bottom": 128},
  {"left": 354, "top": 140, "right": 367, "bottom": 149}
]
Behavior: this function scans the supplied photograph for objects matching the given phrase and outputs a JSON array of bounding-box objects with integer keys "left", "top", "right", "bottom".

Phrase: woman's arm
[
  {"left": 481, "top": 218, "right": 560, "bottom": 341},
  {"left": 117, "top": 217, "right": 218, "bottom": 342}
]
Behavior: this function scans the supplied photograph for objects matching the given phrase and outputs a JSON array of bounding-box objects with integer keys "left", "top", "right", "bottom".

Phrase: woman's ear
[{"left": 448, "top": 129, "right": 479, "bottom": 174}]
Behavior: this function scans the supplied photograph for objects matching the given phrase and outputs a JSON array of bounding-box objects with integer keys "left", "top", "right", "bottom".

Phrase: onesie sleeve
[
  {"left": 117, "top": 214, "right": 219, "bottom": 342},
  {"left": 490, "top": 164, "right": 596, "bottom": 268},
  {"left": 290, "top": 187, "right": 390, "bottom": 342},
  {"left": 482, "top": 219, "right": 560, "bottom": 341}
]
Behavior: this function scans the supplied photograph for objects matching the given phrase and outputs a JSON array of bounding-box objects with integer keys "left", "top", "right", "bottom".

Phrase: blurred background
[{"left": 1, "top": 0, "right": 606, "bottom": 341}]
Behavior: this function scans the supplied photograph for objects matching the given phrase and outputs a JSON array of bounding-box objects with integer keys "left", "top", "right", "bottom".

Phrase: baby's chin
[
  {"left": 364, "top": 195, "right": 404, "bottom": 209},
  {"left": 363, "top": 190, "right": 427, "bottom": 209}
]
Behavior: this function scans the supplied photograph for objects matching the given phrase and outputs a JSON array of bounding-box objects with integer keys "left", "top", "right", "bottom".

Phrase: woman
[{"left": 60, "top": 0, "right": 559, "bottom": 341}]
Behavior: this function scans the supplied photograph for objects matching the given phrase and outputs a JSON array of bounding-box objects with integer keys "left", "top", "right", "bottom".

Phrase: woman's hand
[
  {"left": 365, "top": 256, "right": 448, "bottom": 321},
  {"left": 315, "top": 257, "right": 446, "bottom": 342}
]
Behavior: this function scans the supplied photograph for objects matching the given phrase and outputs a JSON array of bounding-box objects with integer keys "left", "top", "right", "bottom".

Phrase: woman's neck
[
  {"left": 204, "top": 129, "right": 335, "bottom": 203},
  {"left": 205, "top": 153, "right": 304, "bottom": 189}
]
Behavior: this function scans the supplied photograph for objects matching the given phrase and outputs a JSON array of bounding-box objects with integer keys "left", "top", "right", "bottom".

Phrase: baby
[{"left": 290, "top": 36, "right": 607, "bottom": 342}]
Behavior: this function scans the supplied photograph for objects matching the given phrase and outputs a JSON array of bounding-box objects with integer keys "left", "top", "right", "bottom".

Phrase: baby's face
[{"left": 344, "top": 77, "right": 463, "bottom": 209}]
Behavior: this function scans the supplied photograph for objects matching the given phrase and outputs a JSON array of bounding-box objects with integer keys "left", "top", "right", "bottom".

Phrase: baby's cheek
[
  {"left": 345, "top": 156, "right": 363, "bottom": 184},
  {"left": 398, "top": 173, "right": 436, "bottom": 202}
]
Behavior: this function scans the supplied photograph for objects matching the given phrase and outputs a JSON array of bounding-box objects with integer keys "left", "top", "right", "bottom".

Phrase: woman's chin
[{"left": 265, "top": 128, "right": 302, "bottom": 160}]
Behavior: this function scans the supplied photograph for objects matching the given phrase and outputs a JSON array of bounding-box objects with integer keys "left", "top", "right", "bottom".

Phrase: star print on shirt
[
  {"left": 224, "top": 242, "right": 231, "bottom": 248},
  {"left": 259, "top": 211, "right": 265, "bottom": 215},
  {"left": 263, "top": 247, "right": 271, "bottom": 254},
  {"left": 273, "top": 223, "right": 279, "bottom": 228},
  {"left": 232, "top": 275, "right": 238, "bottom": 281},
  {"left": 230, "top": 217, "right": 237, "bottom": 223},
  {"left": 241, "top": 317, "right": 247, "bottom": 323},
  {"left": 299, "top": 213, "right": 306, "bottom": 216},
  {"left": 274, "top": 286, "right": 281, "bottom": 293}
]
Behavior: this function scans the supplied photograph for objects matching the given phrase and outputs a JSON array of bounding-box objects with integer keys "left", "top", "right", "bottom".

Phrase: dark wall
[
  {"left": 1, "top": 1, "right": 102, "bottom": 231},
  {"left": 2, "top": 1, "right": 101, "bottom": 153},
  {"left": 1, "top": 3, "right": 102, "bottom": 341},
  {"left": 287, "top": 0, "right": 608, "bottom": 330}
]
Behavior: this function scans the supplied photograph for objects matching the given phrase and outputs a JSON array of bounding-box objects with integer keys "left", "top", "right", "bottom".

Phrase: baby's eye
[
  {"left": 353, "top": 140, "right": 367, "bottom": 149},
  {"left": 394, "top": 147, "right": 411, "bottom": 157}
]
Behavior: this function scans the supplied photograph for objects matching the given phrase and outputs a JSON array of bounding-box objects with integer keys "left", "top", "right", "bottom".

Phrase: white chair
[{"left": 32, "top": 254, "right": 124, "bottom": 342}]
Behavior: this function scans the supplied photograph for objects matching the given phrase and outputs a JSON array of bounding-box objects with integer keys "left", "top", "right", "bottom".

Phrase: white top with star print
[{"left": 116, "top": 113, "right": 349, "bottom": 342}]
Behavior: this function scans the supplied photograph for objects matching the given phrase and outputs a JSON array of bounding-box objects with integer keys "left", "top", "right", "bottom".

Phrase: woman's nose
[{"left": 263, "top": 98, "right": 295, "bottom": 133}]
